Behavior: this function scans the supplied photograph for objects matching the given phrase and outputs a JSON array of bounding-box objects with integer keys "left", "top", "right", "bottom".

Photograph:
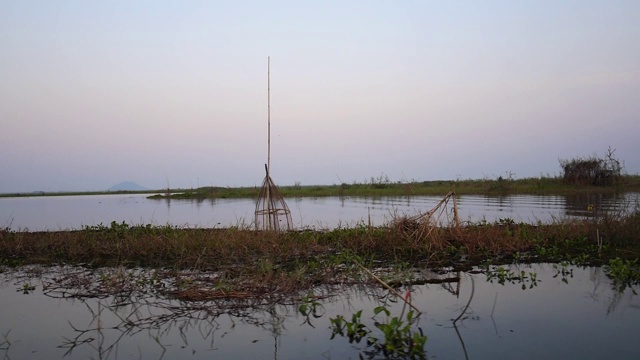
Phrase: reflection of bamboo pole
[
  {"left": 453, "top": 322, "right": 470, "bottom": 360},
  {"left": 490, "top": 292, "right": 499, "bottom": 336},
  {"left": 354, "top": 260, "right": 422, "bottom": 314},
  {"left": 453, "top": 274, "right": 474, "bottom": 323},
  {"left": 452, "top": 274, "right": 473, "bottom": 359}
]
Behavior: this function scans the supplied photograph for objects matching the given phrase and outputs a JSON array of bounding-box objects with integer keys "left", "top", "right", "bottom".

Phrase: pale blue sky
[{"left": 1, "top": 1, "right": 638, "bottom": 192}]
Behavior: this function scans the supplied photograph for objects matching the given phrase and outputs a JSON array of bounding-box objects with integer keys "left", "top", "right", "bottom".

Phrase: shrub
[{"left": 559, "top": 147, "right": 623, "bottom": 186}]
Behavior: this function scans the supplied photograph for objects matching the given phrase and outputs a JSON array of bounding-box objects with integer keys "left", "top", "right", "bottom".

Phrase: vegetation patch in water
[
  {"left": 1, "top": 203, "right": 640, "bottom": 301},
  {"left": 328, "top": 298, "right": 427, "bottom": 359},
  {"left": 484, "top": 265, "right": 539, "bottom": 289},
  {"left": 605, "top": 257, "right": 640, "bottom": 291}
]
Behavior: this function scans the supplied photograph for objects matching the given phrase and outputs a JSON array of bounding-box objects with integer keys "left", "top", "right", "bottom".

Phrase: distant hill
[{"left": 108, "top": 181, "right": 148, "bottom": 191}]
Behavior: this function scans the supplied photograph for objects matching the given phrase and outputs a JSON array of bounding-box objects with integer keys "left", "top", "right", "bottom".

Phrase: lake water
[
  {"left": 1, "top": 192, "right": 638, "bottom": 231},
  {"left": 2, "top": 194, "right": 639, "bottom": 358},
  {"left": 1, "top": 264, "right": 638, "bottom": 359}
]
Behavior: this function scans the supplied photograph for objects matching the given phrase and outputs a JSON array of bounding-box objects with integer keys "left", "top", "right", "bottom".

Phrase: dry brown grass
[
  {"left": 0, "top": 218, "right": 634, "bottom": 269},
  {"left": 1, "top": 210, "right": 639, "bottom": 301}
]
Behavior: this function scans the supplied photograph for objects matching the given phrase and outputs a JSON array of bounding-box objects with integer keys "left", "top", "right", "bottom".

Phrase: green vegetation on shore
[
  {"left": 2, "top": 204, "right": 639, "bottom": 298},
  {"left": 3, "top": 150, "right": 637, "bottom": 199},
  {"left": 0, "top": 189, "right": 163, "bottom": 198},
  {"left": 146, "top": 174, "right": 640, "bottom": 200},
  {"left": 3, "top": 175, "right": 639, "bottom": 200}
]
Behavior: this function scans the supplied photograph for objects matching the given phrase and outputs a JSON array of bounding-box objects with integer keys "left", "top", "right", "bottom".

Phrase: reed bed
[
  {"left": 139, "top": 174, "right": 640, "bottom": 200},
  {"left": 1, "top": 217, "right": 638, "bottom": 269},
  {"left": 2, "top": 206, "right": 639, "bottom": 302}
]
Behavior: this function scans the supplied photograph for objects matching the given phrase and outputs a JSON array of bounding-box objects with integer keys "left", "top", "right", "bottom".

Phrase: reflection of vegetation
[
  {"left": 605, "top": 258, "right": 640, "bottom": 291},
  {"left": 552, "top": 262, "right": 574, "bottom": 284},
  {"left": 485, "top": 266, "right": 538, "bottom": 290},
  {"left": 3, "top": 263, "right": 637, "bottom": 360},
  {"left": 55, "top": 292, "right": 299, "bottom": 360},
  {"left": 329, "top": 305, "right": 426, "bottom": 359},
  {"left": 298, "top": 291, "right": 325, "bottom": 328},
  {"left": 58, "top": 300, "right": 158, "bottom": 359},
  {"left": 482, "top": 263, "right": 539, "bottom": 290},
  {"left": 0, "top": 330, "right": 10, "bottom": 353},
  {"left": 50, "top": 283, "right": 425, "bottom": 360}
]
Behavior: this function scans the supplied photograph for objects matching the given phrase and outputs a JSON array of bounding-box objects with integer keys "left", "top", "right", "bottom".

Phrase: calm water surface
[
  {"left": 0, "top": 264, "right": 638, "bottom": 359},
  {"left": 1, "top": 193, "right": 638, "bottom": 231}
]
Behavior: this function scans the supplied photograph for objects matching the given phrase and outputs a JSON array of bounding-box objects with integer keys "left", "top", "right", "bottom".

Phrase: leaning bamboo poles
[
  {"left": 394, "top": 191, "right": 461, "bottom": 240},
  {"left": 255, "top": 165, "right": 292, "bottom": 231}
]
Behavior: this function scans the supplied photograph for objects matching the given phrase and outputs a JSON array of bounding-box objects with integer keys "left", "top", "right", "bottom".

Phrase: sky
[{"left": 1, "top": 1, "right": 639, "bottom": 192}]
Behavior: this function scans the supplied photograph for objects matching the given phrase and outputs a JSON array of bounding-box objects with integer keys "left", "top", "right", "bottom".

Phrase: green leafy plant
[
  {"left": 605, "top": 257, "right": 640, "bottom": 291},
  {"left": 329, "top": 310, "right": 369, "bottom": 343},
  {"left": 329, "top": 304, "right": 427, "bottom": 359},
  {"left": 369, "top": 306, "right": 426, "bottom": 359},
  {"left": 534, "top": 244, "right": 562, "bottom": 261},
  {"left": 570, "top": 253, "right": 591, "bottom": 266},
  {"left": 18, "top": 282, "right": 36, "bottom": 294}
]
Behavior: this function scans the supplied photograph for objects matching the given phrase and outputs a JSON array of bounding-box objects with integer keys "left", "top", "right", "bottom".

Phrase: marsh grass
[
  {"left": 141, "top": 175, "right": 640, "bottom": 200},
  {"left": 1, "top": 217, "right": 637, "bottom": 270},
  {"left": 2, "top": 207, "right": 640, "bottom": 302}
]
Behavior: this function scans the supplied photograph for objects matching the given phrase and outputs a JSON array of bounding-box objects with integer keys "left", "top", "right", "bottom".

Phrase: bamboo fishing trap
[
  {"left": 393, "top": 191, "right": 461, "bottom": 240},
  {"left": 254, "top": 57, "right": 292, "bottom": 231}
]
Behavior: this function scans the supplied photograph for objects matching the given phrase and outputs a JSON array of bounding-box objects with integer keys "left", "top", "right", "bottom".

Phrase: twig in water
[{"left": 353, "top": 260, "right": 422, "bottom": 314}]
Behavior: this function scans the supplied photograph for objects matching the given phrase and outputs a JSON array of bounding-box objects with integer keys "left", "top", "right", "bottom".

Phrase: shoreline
[{"left": 3, "top": 175, "right": 640, "bottom": 199}]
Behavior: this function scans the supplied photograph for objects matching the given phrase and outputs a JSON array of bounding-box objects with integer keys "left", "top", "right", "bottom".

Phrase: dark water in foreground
[
  {"left": 1, "top": 192, "right": 638, "bottom": 231},
  {"left": 1, "top": 264, "right": 638, "bottom": 359}
]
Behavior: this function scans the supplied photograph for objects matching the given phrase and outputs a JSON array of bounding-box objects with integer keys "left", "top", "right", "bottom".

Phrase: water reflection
[
  {"left": 0, "top": 192, "right": 638, "bottom": 231},
  {"left": 563, "top": 192, "right": 632, "bottom": 218},
  {"left": 1, "top": 264, "right": 639, "bottom": 359}
]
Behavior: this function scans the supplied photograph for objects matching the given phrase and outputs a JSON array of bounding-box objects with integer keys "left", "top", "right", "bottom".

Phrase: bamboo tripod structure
[
  {"left": 394, "top": 191, "right": 461, "bottom": 240},
  {"left": 255, "top": 57, "right": 292, "bottom": 231}
]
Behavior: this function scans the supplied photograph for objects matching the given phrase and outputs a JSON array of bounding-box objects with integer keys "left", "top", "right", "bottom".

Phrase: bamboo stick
[
  {"left": 354, "top": 260, "right": 422, "bottom": 314},
  {"left": 452, "top": 191, "right": 460, "bottom": 229}
]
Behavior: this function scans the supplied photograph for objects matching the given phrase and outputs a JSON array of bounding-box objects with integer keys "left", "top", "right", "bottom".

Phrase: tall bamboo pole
[
  {"left": 267, "top": 56, "right": 271, "bottom": 174},
  {"left": 266, "top": 56, "right": 272, "bottom": 229}
]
